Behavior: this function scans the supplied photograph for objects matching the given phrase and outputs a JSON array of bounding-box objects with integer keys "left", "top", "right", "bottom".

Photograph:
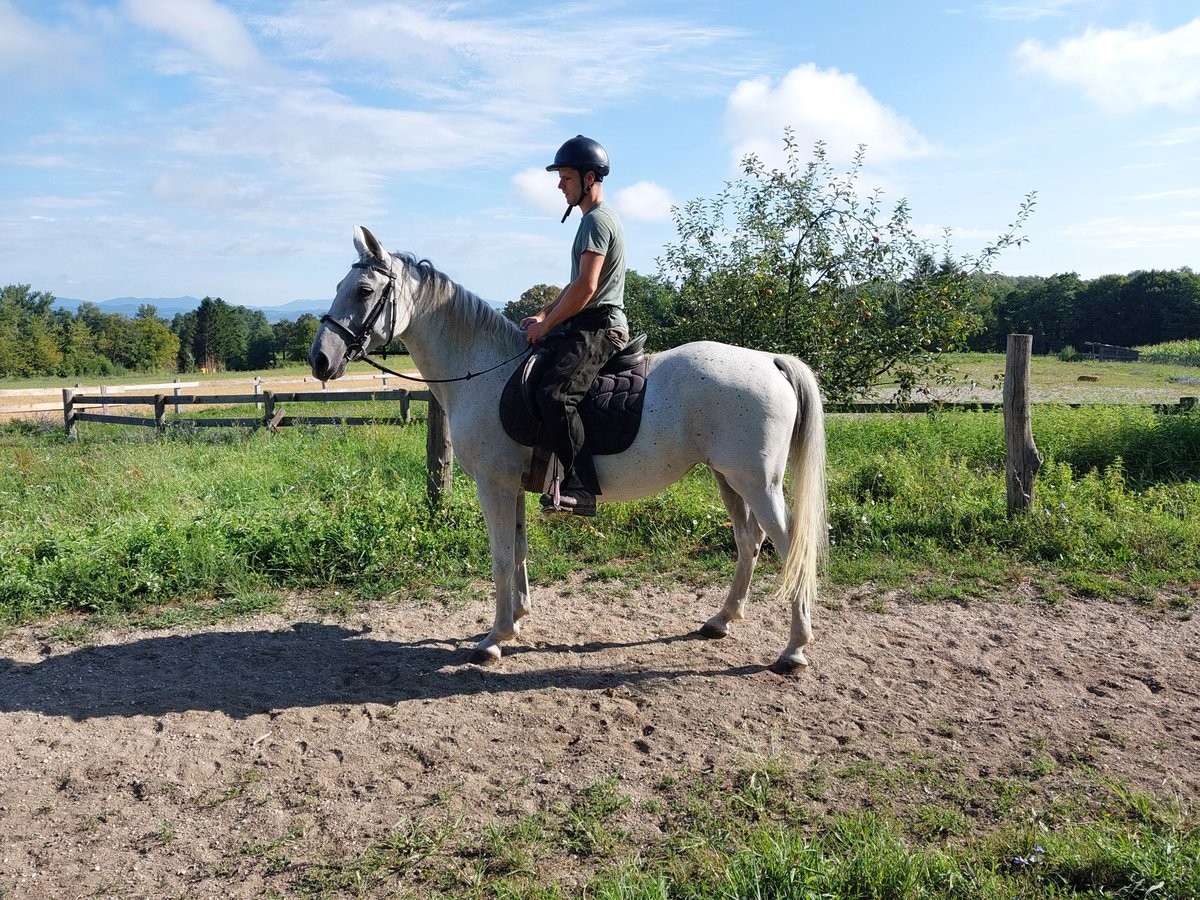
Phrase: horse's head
[{"left": 309, "top": 225, "right": 412, "bottom": 381}]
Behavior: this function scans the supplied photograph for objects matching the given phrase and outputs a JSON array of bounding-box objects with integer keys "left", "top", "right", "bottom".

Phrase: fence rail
[
  {"left": 61, "top": 385, "right": 432, "bottom": 434},
  {"left": 60, "top": 383, "right": 454, "bottom": 505}
]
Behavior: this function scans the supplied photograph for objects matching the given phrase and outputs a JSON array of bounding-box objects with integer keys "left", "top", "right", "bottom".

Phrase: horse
[{"left": 310, "top": 226, "right": 828, "bottom": 673}]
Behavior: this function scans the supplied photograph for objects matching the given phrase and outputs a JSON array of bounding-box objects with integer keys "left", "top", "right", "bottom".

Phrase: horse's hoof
[
  {"left": 699, "top": 620, "right": 728, "bottom": 639},
  {"left": 470, "top": 645, "right": 502, "bottom": 666},
  {"left": 772, "top": 650, "right": 808, "bottom": 675}
]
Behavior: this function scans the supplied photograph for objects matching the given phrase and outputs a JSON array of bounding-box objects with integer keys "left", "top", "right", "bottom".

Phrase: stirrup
[{"left": 539, "top": 478, "right": 596, "bottom": 517}]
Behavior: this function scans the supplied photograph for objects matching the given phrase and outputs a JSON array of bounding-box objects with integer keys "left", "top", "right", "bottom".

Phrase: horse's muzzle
[{"left": 309, "top": 346, "right": 344, "bottom": 382}]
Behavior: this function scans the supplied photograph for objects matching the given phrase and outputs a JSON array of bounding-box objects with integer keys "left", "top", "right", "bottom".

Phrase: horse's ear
[{"left": 353, "top": 225, "right": 386, "bottom": 262}]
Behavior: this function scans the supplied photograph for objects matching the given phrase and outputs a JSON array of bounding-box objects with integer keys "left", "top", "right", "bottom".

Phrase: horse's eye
[{"left": 358, "top": 282, "right": 374, "bottom": 299}]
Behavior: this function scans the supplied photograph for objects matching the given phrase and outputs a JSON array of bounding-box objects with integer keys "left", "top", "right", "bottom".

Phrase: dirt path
[{"left": 2, "top": 583, "right": 1197, "bottom": 898}]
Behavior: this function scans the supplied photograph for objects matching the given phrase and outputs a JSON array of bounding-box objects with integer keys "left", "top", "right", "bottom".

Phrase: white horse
[{"left": 310, "top": 226, "right": 828, "bottom": 672}]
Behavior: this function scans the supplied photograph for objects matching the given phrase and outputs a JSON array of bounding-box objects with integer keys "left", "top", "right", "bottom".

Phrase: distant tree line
[
  {"left": 0, "top": 283, "right": 321, "bottom": 378},
  {"left": 504, "top": 265, "right": 1200, "bottom": 382},
  {"left": 966, "top": 268, "right": 1200, "bottom": 355}
]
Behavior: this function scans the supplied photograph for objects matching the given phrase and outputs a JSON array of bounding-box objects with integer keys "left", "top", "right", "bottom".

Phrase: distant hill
[{"left": 53, "top": 295, "right": 332, "bottom": 323}]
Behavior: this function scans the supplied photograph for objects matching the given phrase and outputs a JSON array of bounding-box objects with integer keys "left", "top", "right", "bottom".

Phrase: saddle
[{"left": 500, "top": 334, "right": 649, "bottom": 492}]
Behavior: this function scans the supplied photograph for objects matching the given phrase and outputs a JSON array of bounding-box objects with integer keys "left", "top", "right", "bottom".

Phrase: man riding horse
[{"left": 520, "top": 135, "right": 629, "bottom": 516}]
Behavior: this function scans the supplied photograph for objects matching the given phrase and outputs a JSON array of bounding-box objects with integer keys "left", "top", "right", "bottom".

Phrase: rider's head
[{"left": 546, "top": 135, "right": 609, "bottom": 222}]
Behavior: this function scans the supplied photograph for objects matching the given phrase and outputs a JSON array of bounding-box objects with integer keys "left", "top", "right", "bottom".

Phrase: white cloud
[
  {"left": 513, "top": 167, "right": 567, "bottom": 217},
  {"left": 122, "top": 0, "right": 263, "bottom": 72},
  {"left": 0, "top": 0, "right": 90, "bottom": 80},
  {"left": 1134, "top": 125, "right": 1200, "bottom": 148},
  {"left": 263, "top": 2, "right": 752, "bottom": 111},
  {"left": 724, "top": 64, "right": 933, "bottom": 170},
  {"left": 26, "top": 193, "right": 121, "bottom": 210},
  {"left": 1064, "top": 215, "right": 1200, "bottom": 249},
  {"left": 1017, "top": 19, "right": 1200, "bottom": 112},
  {"left": 614, "top": 182, "right": 675, "bottom": 222},
  {"left": 1127, "top": 188, "right": 1200, "bottom": 202},
  {"left": 978, "top": 0, "right": 1088, "bottom": 21}
]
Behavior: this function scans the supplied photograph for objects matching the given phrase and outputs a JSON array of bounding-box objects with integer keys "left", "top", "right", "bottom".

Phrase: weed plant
[
  {"left": 284, "top": 764, "right": 1198, "bottom": 899},
  {"left": 2, "top": 406, "right": 1198, "bottom": 624}
]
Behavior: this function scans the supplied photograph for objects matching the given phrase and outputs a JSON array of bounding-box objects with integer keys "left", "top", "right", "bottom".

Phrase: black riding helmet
[{"left": 546, "top": 135, "right": 610, "bottom": 222}]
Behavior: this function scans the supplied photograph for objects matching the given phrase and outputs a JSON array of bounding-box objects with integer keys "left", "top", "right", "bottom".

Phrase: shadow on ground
[{"left": 0, "top": 623, "right": 770, "bottom": 721}]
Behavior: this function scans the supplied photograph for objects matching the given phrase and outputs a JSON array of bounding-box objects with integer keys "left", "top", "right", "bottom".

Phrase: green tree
[
  {"left": 59, "top": 315, "right": 112, "bottom": 376},
  {"left": 276, "top": 314, "right": 321, "bottom": 363},
  {"left": 1074, "top": 273, "right": 1129, "bottom": 348},
  {"left": 171, "top": 310, "right": 198, "bottom": 371},
  {"left": 1124, "top": 269, "right": 1200, "bottom": 346},
  {"left": 192, "top": 297, "right": 244, "bottom": 372},
  {"left": 658, "top": 133, "right": 1033, "bottom": 400},
  {"left": 130, "top": 312, "right": 181, "bottom": 371},
  {"left": 0, "top": 284, "right": 63, "bottom": 376},
  {"left": 622, "top": 270, "right": 679, "bottom": 349},
  {"left": 996, "top": 273, "right": 1082, "bottom": 354},
  {"left": 502, "top": 283, "right": 560, "bottom": 323}
]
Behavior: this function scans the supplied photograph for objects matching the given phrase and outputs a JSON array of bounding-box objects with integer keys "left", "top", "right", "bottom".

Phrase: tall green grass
[
  {"left": 828, "top": 406, "right": 1200, "bottom": 582},
  {"left": 2, "top": 406, "right": 1198, "bottom": 624},
  {"left": 1138, "top": 339, "right": 1200, "bottom": 367}
]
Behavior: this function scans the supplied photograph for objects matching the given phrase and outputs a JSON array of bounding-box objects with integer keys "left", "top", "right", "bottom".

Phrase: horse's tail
[{"left": 772, "top": 356, "right": 828, "bottom": 636}]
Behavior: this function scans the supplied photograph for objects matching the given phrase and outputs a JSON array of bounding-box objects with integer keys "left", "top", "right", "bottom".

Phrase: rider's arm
[{"left": 524, "top": 251, "right": 604, "bottom": 342}]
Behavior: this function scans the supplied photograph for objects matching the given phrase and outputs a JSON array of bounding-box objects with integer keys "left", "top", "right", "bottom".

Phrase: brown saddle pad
[{"left": 499, "top": 334, "right": 648, "bottom": 455}]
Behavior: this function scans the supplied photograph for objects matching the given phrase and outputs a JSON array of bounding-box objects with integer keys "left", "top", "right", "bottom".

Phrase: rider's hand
[{"left": 522, "top": 315, "right": 548, "bottom": 344}]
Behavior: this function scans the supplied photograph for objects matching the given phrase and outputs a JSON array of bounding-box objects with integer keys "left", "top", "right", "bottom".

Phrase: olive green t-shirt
[{"left": 571, "top": 201, "right": 628, "bottom": 332}]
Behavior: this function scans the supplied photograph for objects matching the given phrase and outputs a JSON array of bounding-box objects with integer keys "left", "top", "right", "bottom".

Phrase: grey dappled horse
[{"left": 310, "top": 226, "right": 827, "bottom": 672}]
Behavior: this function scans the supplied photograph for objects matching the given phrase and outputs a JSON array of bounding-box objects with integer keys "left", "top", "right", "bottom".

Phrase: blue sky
[{"left": 2, "top": 0, "right": 1198, "bottom": 308}]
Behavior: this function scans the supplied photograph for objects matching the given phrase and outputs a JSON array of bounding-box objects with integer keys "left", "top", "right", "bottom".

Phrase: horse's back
[
  {"left": 595, "top": 341, "right": 806, "bottom": 501},
  {"left": 647, "top": 341, "right": 803, "bottom": 410}
]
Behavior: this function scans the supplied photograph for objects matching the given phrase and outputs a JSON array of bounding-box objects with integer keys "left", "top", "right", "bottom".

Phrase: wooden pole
[
  {"left": 1004, "top": 334, "right": 1042, "bottom": 516},
  {"left": 154, "top": 394, "right": 167, "bottom": 431},
  {"left": 62, "top": 388, "right": 77, "bottom": 440},
  {"left": 425, "top": 396, "right": 453, "bottom": 507}
]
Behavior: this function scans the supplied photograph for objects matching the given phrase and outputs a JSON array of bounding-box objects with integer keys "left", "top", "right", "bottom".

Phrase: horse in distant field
[{"left": 310, "top": 226, "right": 827, "bottom": 672}]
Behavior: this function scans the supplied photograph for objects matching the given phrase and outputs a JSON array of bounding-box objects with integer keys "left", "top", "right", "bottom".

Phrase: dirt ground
[{"left": 1, "top": 580, "right": 1198, "bottom": 898}]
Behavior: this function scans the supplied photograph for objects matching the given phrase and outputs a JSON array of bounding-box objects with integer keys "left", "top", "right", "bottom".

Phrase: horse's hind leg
[
  {"left": 721, "top": 474, "right": 813, "bottom": 671},
  {"left": 700, "top": 471, "right": 766, "bottom": 639}
]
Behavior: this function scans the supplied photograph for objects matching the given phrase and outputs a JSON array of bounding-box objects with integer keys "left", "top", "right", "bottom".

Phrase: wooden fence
[
  {"left": 30, "top": 344, "right": 1200, "bottom": 509},
  {"left": 58, "top": 378, "right": 456, "bottom": 506}
]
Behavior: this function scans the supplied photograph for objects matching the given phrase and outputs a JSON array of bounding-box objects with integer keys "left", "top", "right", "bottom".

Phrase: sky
[{"left": 2, "top": 0, "right": 1198, "bottom": 309}]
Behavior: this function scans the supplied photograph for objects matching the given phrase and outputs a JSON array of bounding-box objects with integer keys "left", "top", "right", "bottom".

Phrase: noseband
[{"left": 319, "top": 259, "right": 399, "bottom": 363}]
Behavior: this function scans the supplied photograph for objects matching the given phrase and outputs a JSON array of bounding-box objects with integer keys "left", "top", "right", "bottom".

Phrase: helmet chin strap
[{"left": 560, "top": 169, "right": 593, "bottom": 223}]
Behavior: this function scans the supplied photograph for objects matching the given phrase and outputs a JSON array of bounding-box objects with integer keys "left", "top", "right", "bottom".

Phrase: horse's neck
[{"left": 401, "top": 276, "right": 524, "bottom": 411}]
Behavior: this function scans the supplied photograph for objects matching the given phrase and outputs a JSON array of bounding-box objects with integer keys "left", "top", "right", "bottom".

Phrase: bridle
[
  {"left": 319, "top": 259, "right": 399, "bottom": 363},
  {"left": 319, "top": 257, "right": 530, "bottom": 385}
]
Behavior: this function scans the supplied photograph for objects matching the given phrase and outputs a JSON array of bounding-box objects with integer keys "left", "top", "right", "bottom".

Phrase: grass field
[{"left": 2, "top": 351, "right": 1198, "bottom": 897}]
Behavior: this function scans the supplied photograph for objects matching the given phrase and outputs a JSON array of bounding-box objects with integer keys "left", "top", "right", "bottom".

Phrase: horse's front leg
[
  {"left": 512, "top": 491, "right": 531, "bottom": 626},
  {"left": 470, "top": 481, "right": 524, "bottom": 665}
]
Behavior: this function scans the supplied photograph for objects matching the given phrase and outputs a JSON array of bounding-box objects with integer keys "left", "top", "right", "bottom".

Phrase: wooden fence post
[
  {"left": 62, "top": 388, "right": 77, "bottom": 440},
  {"left": 1004, "top": 334, "right": 1042, "bottom": 516},
  {"left": 426, "top": 396, "right": 453, "bottom": 507},
  {"left": 154, "top": 394, "right": 167, "bottom": 431}
]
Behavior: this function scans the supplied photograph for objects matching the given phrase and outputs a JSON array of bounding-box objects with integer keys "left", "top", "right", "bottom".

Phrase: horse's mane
[{"left": 391, "top": 250, "right": 523, "bottom": 346}]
